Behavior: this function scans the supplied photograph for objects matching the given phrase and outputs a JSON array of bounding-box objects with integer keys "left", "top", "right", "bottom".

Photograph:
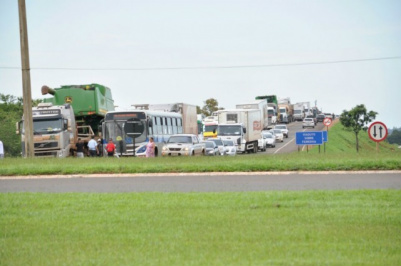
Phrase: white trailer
[
  {"left": 236, "top": 100, "right": 269, "bottom": 130},
  {"left": 216, "top": 109, "right": 262, "bottom": 153},
  {"left": 293, "top": 102, "right": 305, "bottom": 121}
]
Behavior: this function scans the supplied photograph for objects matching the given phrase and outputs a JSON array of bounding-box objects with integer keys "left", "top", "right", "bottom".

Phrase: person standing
[
  {"left": 87, "top": 136, "right": 98, "bottom": 157},
  {"left": 75, "top": 138, "right": 85, "bottom": 158},
  {"left": 0, "top": 140, "right": 4, "bottom": 159},
  {"left": 97, "top": 139, "right": 104, "bottom": 157},
  {"left": 145, "top": 137, "right": 155, "bottom": 158},
  {"left": 105, "top": 138, "right": 116, "bottom": 157}
]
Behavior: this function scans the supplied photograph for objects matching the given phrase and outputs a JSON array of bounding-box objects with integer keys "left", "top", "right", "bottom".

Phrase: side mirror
[
  {"left": 243, "top": 128, "right": 246, "bottom": 134},
  {"left": 65, "top": 119, "right": 69, "bottom": 130}
]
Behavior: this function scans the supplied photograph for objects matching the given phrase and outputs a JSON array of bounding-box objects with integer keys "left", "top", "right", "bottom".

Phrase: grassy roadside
[
  {"left": 1, "top": 122, "right": 400, "bottom": 176},
  {"left": 1, "top": 190, "right": 400, "bottom": 266}
]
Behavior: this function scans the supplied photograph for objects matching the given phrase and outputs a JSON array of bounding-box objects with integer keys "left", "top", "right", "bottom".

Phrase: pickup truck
[{"left": 161, "top": 134, "right": 205, "bottom": 156}]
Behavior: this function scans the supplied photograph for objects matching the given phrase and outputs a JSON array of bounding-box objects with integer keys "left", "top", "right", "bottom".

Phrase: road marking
[{"left": 274, "top": 137, "right": 296, "bottom": 154}]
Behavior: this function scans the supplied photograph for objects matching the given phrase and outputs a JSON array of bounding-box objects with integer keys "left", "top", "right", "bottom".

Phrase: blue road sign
[
  {"left": 323, "top": 131, "right": 328, "bottom": 142},
  {"left": 296, "top": 131, "right": 323, "bottom": 145}
]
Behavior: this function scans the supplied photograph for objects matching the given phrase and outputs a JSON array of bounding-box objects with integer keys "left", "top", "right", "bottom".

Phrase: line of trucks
[{"left": 16, "top": 84, "right": 318, "bottom": 157}]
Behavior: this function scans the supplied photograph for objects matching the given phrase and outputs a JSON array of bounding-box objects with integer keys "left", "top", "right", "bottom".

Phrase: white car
[
  {"left": 161, "top": 134, "right": 204, "bottom": 156},
  {"left": 302, "top": 118, "right": 315, "bottom": 128},
  {"left": 222, "top": 139, "right": 237, "bottom": 156},
  {"left": 274, "top": 124, "right": 289, "bottom": 138},
  {"left": 262, "top": 131, "right": 276, "bottom": 148},
  {"left": 271, "top": 129, "right": 284, "bottom": 142}
]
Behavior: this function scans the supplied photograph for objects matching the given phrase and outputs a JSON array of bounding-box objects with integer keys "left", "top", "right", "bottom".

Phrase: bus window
[
  {"left": 172, "top": 118, "right": 177, "bottom": 134},
  {"left": 177, "top": 118, "right": 183, "bottom": 134},
  {"left": 167, "top": 117, "right": 172, "bottom": 134}
]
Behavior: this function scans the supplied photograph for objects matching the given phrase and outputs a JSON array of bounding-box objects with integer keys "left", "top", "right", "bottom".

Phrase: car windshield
[
  {"left": 305, "top": 118, "right": 313, "bottom": 122},
  {"left": 275, "top": 125, "right": 285, "bottom": 129},
  {"left": 263, "top": 133, "right": 273, "bottom": 138},
  {"left": 209, "top": 139, "right": 223, "bottom": 146},
  {"left": 223, "top": 140, "right": 234, "bottom": 146},
  {"left": 204, "top": 142, "right": 215, "bottom": 148},
  {"left": 168, "top": 136, "right": 192, "bottom": 143},
  {"left": 273, "top": 129, "right": 282, "bottom": 134}
]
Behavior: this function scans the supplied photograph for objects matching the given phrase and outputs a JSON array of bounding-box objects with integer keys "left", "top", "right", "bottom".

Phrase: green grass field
[
  {"left": 1, "top": 190, "right": 400, "bottom": 266},
  {"left": 1, "top": 123, "right": 400, "bottom": 266}
]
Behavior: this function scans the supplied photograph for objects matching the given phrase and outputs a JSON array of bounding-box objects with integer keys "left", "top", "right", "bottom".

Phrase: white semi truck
[
  {"left": 16, "top": 103, "right": 77, "bottom": 157},
  {"left": 216, "top": 109, "right": 262, "bottom": 153},
  {"left": 235, "top": 100, "right": 269, "bottom": 130}
]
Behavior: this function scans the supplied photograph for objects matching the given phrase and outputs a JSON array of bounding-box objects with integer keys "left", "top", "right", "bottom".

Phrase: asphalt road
[
  {"left": 1, "top": 171, "right": 400, "bottom": 192},
  {"left": 254, "top": 120, "right": 326, "bottom": 155}
]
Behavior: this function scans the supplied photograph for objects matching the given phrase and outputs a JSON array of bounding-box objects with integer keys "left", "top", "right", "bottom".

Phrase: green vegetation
[
  {"left": 1, "top": 191, "right": 400, "bottom": 266},
  {"left": 1, "top": 122, "right": 400, "bottom": 176}
]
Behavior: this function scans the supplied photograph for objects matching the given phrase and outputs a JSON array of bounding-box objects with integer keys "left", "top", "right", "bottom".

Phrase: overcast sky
[{"left": 1, "top": 0, "right": 400, "bottom": 128}]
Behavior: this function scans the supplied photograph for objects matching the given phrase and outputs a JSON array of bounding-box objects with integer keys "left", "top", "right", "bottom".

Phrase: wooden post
[{"left": 18, "top": 0, "right": 34, "bottom": 158}]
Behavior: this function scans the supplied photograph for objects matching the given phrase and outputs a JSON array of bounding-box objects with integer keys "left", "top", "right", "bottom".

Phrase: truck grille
[{"left": 34, "top": 141, "right": 59, "bottom": 149}]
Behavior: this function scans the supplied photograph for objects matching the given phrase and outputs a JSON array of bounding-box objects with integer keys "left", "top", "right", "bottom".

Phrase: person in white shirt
[
  {"left": 0, "top": 140, "right": 4, "bottom": 159},
  {"left": 87, "top": 136, "right": 98, "bottom": 157}
]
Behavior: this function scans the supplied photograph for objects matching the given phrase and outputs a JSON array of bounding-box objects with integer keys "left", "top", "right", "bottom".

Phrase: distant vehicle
[
  {"left": 274, "top": 124, "right": 289, "bottom": 138},
  {"left": 216, "top": 109, "right": 262, "bottom": 153},
  {"left": 272, "top": 129, "right": 284, "bottom": 142},
  {"left": 222, "top": 139, "right": 237, "bottom": 156},
  {"left": 316, "top": 114, "right": 325, "bottom": 123},
  {"left": 302, "top": 118, "right": 315, "bottom": 128},
  {"left": 161, "top": 134, "right": 204, "bottom": 156},
  {"left": 202, "top": 141, "right": 219, "bottom": 156},
  {"left": 207, "top": 137, "right": 226, "bottom": 155},
  {"left": 306, "top": 115, "right": 317, "bottom": 125},
  {"left": 262, "top": 131, "right": 276, "bottom": 148}
]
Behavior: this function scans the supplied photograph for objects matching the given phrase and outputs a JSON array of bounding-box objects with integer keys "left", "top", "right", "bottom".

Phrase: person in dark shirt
[{"left": 76, "top": 138, "right": 85, "bottom": 158}]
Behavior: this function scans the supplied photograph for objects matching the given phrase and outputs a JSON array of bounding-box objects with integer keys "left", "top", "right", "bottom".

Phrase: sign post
[
  {"left": 323, "top": 118, "right": 331, "bottom": 153},
  {"left": 368, "top": 121, "right": 388, "bottom": 152}
]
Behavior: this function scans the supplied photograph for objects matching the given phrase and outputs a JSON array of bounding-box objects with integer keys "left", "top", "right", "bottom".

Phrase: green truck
[{"left": 42, "top": 84, "right": 115, "bottom": 140}]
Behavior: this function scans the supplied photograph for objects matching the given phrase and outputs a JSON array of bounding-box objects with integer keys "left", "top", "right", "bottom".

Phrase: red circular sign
[
  {"left": 368, "top": 121, "right": 388, "bottom": 142},
  {"left": 323, "top": 118, "right": 332, "bottom": 126}
]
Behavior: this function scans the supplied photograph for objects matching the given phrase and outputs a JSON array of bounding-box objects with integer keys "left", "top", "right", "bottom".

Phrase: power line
[{"left": 1, "top": 56, "right": 400, "bottom": 71}]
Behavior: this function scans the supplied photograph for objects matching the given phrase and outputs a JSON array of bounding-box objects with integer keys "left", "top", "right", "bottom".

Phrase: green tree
[
  {"left": 0, "top": 94, "right": 42, "bottom": 157},
  {"left": 201, "top": 98, "right": 224, "bottom": 117},
  {"left": 387, "top": 128, "right": 401, "bottom": 145},
  {"left": 339, "top": 104, "right": 377, "bottom": 152}
]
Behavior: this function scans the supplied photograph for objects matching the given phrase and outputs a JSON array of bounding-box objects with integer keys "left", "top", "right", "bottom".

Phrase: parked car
[
  {"left": 272, "top": 129, "right": 284, "bottom": 142},
  {"left": 222, "top": 139, "right": 237, "bottom": 156},
  {"left": 302, "top": 118, "right": 315, "bottom": 128},
  {"left": 262, "top": 131, "right": 276, "bottom": 148},
  {"left": 258, "top": 133, "right": 267, "bottom": 151},
  {"left": 161, "top": 134, "right": 204, "bottom": 156},
  {"left": 202, "top": 141, "right": 219, "bottom": 156},
  {"left": 207, "top": 137, "right": 226, "bottom": 155},
  {"left": 316, "top": 114, "right": 325, "bottom": 123},
  {"left": 274, "top": 124, "right": 289, "bottom": 138}
]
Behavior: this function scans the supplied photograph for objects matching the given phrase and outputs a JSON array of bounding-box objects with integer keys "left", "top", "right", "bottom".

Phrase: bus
[{"left": 102, "top": 110, "right": 183, "bottom": 157}]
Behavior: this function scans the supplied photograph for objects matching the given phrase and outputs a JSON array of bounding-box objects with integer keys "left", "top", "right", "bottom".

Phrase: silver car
[
  {"left": 202, "top": 141, "right": 219, "bottom": 156},
  {"left": 222, "top": 139, "right": 237, "bottom": 156},
  {"left": 207, "top": 138, "right": 226, "bottom": 155},
  {"left": 272, "top": 129, "right": 284, "bottom": 142},
  {"left": 262, "top": 131, "right": 276, "bottom": 148}
]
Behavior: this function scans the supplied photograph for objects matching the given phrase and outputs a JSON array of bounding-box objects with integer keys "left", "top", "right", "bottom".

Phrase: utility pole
[{"left": 18, "top": 0, "right": 34, "bottom": 157}]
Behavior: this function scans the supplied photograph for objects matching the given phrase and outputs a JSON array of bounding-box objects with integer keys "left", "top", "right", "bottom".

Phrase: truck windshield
[
  {"left": 294, "top": 110, "right": 302, "bottom": 114},
  {"left": 267, "top": 110, "right": 275, "bottom": 116},
  {"left": 31, "top": 118, "right": 63, "bottom": 134},
  {"left": 279, "top": 108, "right": 286, "bottom": 113},
  {"left": 168, "top": 136, "right": 192, "bottom": 143},
  {"left": 204, "top": 125, "right": 218, "bottom": 132},
  {"left": 218, "top": 126, "right": 241, "bottom": 136}
]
